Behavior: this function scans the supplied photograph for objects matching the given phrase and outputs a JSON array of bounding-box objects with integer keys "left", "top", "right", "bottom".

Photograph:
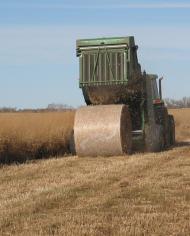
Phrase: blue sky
[{"left": 0, "top": 0, "right": 190, "bottom": 108}]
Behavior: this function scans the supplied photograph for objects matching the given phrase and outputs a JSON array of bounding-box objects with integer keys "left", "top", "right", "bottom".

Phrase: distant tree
[
  {"left": 47, "top": 103, "right": 73, "bottom": 111},
  {"left": 0, "top": 107, "right": 17, "bottom": 112},
  {"left": 164, "top": 97, "right": 190, "bottom": 108}
]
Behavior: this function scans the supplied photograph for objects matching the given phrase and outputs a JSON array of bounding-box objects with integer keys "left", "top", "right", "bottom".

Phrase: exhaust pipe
[{"left": 159, "top": 77, "right": 163, "bottom": 99}]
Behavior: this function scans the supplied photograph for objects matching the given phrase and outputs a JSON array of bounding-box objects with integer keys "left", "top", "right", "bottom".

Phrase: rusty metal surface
[{"left": 74, "top": 105, "right": 132, "bottom": 157}]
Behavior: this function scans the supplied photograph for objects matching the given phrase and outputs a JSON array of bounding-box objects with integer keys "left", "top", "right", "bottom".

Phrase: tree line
[
  {"left": 0, "top": 98, "right": 190, "bottom": 112},
  {"left": 164, "top": 97, "right": 190, "bottom": 108},
  {"left": 0, "top": 103, "right": 74, "bottom": 112}
]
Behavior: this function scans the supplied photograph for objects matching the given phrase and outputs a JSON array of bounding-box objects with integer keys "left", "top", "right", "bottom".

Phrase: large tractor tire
[
  {"left": 168, "top": 115, "right": 175, "bottom": 145},
  {"left": 162, "top": 107, "right": 170, "bottom": 148},
  {"left": 144, "top": 123, "right": 164, "bottom": 152}
]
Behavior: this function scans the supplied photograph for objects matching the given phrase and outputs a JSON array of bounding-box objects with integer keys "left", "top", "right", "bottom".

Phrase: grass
[
  {"left": 0, "top": 145, "right": 190, "bottom": 235},
  {"left": 0, "top": 111, "right": 75, "bottom": 163}
]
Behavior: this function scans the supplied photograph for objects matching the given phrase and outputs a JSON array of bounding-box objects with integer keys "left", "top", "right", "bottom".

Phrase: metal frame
[
  {"left": 79, "top": 48, "right": 129, "bottom": 87},
  {"left": 77, "top": 36, "right": 136, "bottom": 87}
]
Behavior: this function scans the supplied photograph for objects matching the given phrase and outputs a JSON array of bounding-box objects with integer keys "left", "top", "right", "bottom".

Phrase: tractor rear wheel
[
  {"left": 168, "top": 115, "right": 175, "bottom": 145},
  {"left": 144, "top": 123, "right": 164, "bottom": 152}
]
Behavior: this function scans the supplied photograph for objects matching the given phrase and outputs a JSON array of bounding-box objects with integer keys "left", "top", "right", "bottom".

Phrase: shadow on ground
[
  {"left": 1, "top": 141, "right": 189, "bottom": 166},
  {"left": 176, "top": 141, "right": 190, "bottom": 147}
]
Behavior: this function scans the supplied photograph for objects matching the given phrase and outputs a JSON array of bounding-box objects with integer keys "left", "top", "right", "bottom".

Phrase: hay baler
[{"left": 73, "top": 36, "right": 175, "bottom": 156}]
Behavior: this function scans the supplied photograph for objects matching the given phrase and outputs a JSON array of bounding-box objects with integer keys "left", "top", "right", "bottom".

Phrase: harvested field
[
  {"left": 0, "top": 108, "right": 189, "bottom": 235},
  {"left": 0, "top": 111, "right": 75, "bottom": 163},
  {"left": 0, "top": 145, "right": 190, "bottom": 235}
]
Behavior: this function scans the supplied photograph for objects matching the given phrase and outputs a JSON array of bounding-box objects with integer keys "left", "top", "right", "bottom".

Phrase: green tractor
[{"left": 74, "top": 36, "right": 175, "bottom": 157}]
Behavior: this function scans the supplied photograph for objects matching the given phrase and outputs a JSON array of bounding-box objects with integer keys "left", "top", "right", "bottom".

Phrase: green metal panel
[
  {"left": 76, "top": 36, "right": 135, "bottom": 48},
  {"left": 76, "top": 36, "right": 135, "bottom": 87}
]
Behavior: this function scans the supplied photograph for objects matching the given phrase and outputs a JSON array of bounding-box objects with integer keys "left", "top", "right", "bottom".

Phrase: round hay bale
[{"left": 74, "top": 105, "right": 132, "bottom": 157}]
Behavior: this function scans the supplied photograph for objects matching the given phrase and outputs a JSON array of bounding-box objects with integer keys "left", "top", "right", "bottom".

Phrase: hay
[
  {"left": 74, "top": 105, "right": 132, "bottom": 157},
  {"left": 83, "top": 84, "right": 142, "bottom": 105}
]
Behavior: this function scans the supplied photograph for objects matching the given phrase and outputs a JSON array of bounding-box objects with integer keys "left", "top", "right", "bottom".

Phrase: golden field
[
  {"left": 0, "top": 108, "right": 189, "bottom": 163},
  {"left": 169, "top": 108, "right": 190, "bottom": 141},
  {"left": 0, "top": 111, "right": 75, "bottom": 163},
  {"left": 0, "top": 108, "right": 189, "bottom": 235}
]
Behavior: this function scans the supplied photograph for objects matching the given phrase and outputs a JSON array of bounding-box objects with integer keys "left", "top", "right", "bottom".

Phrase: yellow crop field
[
  {"left": 0, "top": 111, "right": 75, "bottom": 163},
  {"left": 169, "top": 108, "right": 190, "bottom": 141},
  {"left": 0, "top": 109, "right": 189, "bottom": 235},
  {"left": 0, "top": 108, "right": 189, "bottom": 163}
]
